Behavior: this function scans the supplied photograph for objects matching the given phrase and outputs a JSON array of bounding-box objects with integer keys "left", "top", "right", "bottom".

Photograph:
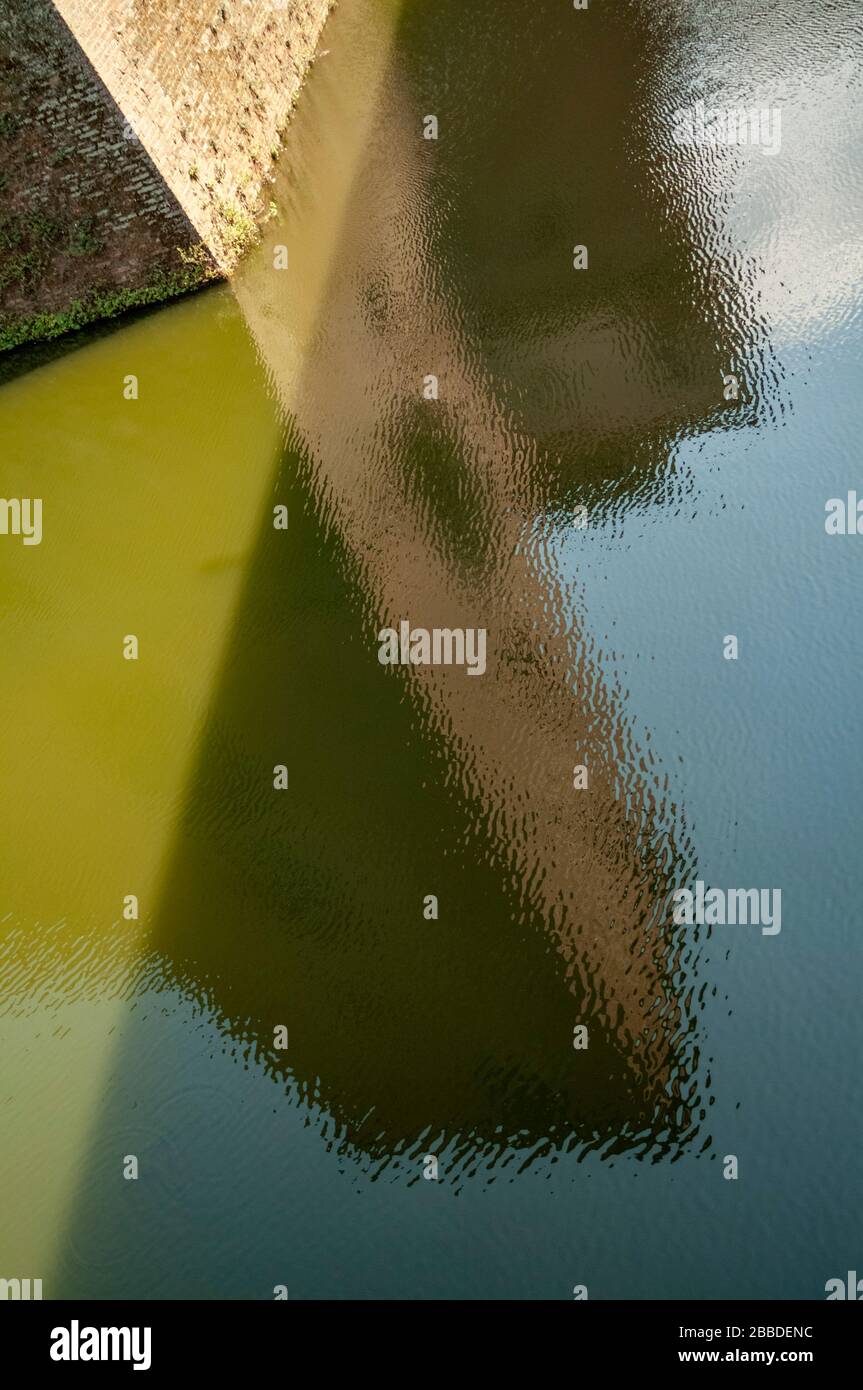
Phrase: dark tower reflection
[{"left": 54, "top": 0, "right": 785, "bottom": 1289}]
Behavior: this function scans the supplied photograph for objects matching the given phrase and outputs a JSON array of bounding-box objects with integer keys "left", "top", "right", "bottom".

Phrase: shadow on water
[
  {"left": 0, "top": 285, "right": 218, "bottom": 388},
  {"left": 53, "top": 0, "right": 781, "bottom": 1291}
]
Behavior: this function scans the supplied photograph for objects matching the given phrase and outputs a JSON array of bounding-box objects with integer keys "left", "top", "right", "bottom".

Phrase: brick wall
[{"left": 0, "top": 0, "right": 331, "bottom": 348}]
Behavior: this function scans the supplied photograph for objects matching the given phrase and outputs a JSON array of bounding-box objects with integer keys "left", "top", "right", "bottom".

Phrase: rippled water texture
[{"left": 1, "top": 0, "right": 861, "bottom": 1297}]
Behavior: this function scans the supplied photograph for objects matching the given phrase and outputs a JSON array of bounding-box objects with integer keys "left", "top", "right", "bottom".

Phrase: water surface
[{"left": 1, "top": 0, "right": 861, "bottom": 1298}]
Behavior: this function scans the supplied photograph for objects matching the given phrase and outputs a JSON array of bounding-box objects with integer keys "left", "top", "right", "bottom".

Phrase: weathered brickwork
[
  {"left": 0, "top": 0, "right": 331, "bottom": 349},
  {"left": 56, "top": 0, "right": 332, "bottom": 263}
]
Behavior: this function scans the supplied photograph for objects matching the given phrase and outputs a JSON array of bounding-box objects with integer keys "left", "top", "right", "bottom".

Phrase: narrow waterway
[{"left": 1, "top": 0, "right": 861, "bottom": 1298}]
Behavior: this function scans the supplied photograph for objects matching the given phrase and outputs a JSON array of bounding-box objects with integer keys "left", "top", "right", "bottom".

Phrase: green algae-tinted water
[{"left": 1, "top": 0, "right": 861, "bottom": 1298}]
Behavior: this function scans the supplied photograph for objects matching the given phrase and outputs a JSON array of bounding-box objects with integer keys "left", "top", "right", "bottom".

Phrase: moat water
[{"left": 1, "top": 0, "right": 861, "bottom": 1298}]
